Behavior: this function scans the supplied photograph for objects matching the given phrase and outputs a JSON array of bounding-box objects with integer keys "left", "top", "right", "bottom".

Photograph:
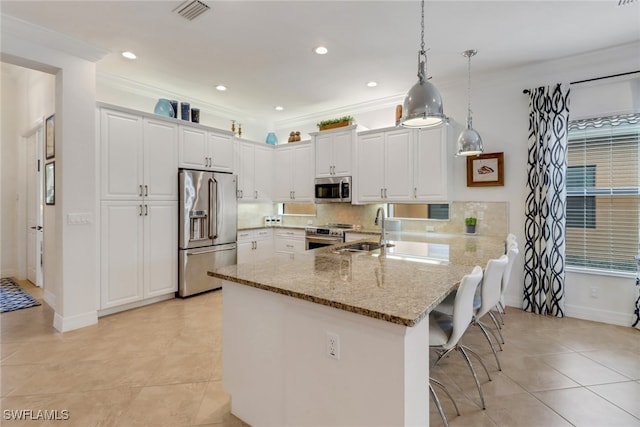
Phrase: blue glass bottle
[{"left": 266, "top": 132, "right": 278, "bottom": 145}]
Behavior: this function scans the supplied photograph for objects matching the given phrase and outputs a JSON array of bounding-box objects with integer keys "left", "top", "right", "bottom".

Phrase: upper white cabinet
[
  {"left": 312, "top": 125, "right": 355, "bottom": 178},
  {"left": 414, "top": 126, "right": 451, "bottom": 201},
  {"left": 354, "top": 125, "right": 451, "bottom": 203},
  {"left": 179, "top": 124, "right": 234, "bottom": 172},
  {"left": 355, "top": 127, "right": 414, "bottom": 203},
  {"left": 274, "top": 142, "right": 314, "bottom": 202},
  {"left": 100, "top": 108, "right": 178, "bottom": 201},
  {"left": 237, "top": 140, "right": 273, "bottom": 201}
]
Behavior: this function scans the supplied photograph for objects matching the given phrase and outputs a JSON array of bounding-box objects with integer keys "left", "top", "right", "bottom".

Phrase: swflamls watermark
[{"left": 3, "top": 409, "right": 70, "bottom": 421}]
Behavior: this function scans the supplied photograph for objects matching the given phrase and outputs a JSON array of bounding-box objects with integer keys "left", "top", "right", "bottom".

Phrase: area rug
[{"left": 0, "top": 278, "right": 41, "bottom": 313}]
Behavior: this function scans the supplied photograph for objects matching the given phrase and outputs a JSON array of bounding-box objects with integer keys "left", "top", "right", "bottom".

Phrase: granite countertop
[{"left": 210, "top": 234, "right": 505, "bottom": 327}]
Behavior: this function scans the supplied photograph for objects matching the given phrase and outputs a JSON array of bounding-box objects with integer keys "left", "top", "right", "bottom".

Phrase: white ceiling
[{"left": 2, "top": 0, "right": 639, "bottom": 125}]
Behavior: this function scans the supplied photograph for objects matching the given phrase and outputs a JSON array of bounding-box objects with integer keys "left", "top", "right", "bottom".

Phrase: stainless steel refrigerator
[{"left": 178, "top": 169, "right": 238, "bottom": 297}]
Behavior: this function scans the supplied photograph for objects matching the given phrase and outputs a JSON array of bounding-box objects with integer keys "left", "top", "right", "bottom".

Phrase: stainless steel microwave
[{"left": 314, "top": 176, "right": 351, "bottom": 203}]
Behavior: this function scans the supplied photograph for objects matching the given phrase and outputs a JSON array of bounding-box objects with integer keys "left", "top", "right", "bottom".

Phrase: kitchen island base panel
[{"left": 222, "top": 280, "right": 430, "bottom": 426}]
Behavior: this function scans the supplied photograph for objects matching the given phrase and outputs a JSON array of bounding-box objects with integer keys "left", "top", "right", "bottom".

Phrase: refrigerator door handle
[
  {"left": 209, "top": 177, "right": 218, "bottom": 240},
  {"left": 187, "top": 247, "right": 235, "bottom": 256}
]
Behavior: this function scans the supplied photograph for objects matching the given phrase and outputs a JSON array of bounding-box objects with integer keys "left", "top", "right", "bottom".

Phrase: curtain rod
[{"left": 522, "top": 70, "right": 640, "bottom": 94}]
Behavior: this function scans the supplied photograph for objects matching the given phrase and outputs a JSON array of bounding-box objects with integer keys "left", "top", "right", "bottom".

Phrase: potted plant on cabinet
[
  {"left": 317, "top": 115, "right": 354, "bottom": 131},
  {"left": 465, "top": 216, "right": 477, "bottom": 234}
]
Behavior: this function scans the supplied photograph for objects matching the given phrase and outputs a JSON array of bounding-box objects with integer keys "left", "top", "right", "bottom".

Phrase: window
[
  {"left": 565, "top": 113, "right": 640, "bottom": 273},
  {"left": 280, "top": 203, "right": 316, "bottom": 216},
  {"left": 388, "top": 203, "right": 449, "bottom": 220},
  {"left": 566, "top": 166, "right": 595, "bottom": 229}
]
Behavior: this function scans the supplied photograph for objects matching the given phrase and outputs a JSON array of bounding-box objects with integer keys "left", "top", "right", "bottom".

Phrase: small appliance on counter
[{"left": 178, "top": 169, "right": 238, "bottom": 297}]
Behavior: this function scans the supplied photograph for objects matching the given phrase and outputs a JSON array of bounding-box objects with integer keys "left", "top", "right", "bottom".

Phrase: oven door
[{"left": 305, "top": 235, "right": 343, "bottom": 250}]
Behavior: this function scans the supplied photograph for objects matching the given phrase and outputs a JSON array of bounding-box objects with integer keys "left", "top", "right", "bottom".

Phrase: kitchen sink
[{"left": 334, "top": 241, "right": 394, "bottom": 253}]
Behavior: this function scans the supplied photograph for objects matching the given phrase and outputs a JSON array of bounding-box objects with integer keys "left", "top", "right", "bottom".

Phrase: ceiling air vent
[
  {"left": 174, "top": 0, "right": 210, "bottom": 21},
  {"left": 618, "top": 0, "right": 637, "bottom": 5}
]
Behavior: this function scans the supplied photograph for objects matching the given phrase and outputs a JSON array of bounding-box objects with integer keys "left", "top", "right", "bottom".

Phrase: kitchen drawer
[{"left": 274, "top": 237, "right": 305, "bottom": 254}]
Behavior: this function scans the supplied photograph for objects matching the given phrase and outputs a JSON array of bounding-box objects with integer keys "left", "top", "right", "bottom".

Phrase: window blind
[{"left": 566, "top": 113, "right": 640, "bottom": 273}]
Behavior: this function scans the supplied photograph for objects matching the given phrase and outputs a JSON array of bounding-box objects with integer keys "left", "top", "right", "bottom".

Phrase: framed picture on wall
[
  {"left": 45, "top": 161, "right": 55, "bottom": 205},
  {"left": 45, "top": 114, "right": 55, "bottom": 159},
  {"left": 466, "top": 152, "right": 504, "bottom": 187}
]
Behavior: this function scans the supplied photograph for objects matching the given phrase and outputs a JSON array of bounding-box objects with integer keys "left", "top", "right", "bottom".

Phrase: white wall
[
  {"left": 1, "top": 14, "right": 107, "bottom": 331},
  {"left": 1, "top": 68, "right": 19, "bottom": 278}
]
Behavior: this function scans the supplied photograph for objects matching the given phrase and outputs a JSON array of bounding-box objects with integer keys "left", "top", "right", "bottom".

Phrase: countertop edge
[{"left": 209, "top": 269, "right": 421, "bottom": 327}]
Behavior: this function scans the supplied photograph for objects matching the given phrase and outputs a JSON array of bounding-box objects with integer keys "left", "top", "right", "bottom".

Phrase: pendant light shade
[
  {"left": 457, "top": 49, "right": 484, "bottom": 156},
  {"left": 400, "top": 0, "right": 445, "bottom": 128}
]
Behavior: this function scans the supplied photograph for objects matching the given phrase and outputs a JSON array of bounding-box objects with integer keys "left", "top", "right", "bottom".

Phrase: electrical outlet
[
  {"left": 326, "top": 332, "right": 340, "bottom": 360},
  {"left": 477, "top": 211, "right": 484, "bottom": 220},
  {"left": 590, "top": 287, "right": 598, "bottom": 298},
  {"left": 426, "top": 225, "right": 435, "bottom": 232}
]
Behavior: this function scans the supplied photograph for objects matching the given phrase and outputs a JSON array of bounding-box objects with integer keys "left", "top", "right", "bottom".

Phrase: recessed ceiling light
[
  {"left": 315, "top": 46, "right": 328, "bottom": 55},
  {"left": 215, "top": 85, "right": 227, "bottom": 91},
  {"left": 122, "top": 51, "right": 137, "bottom": 60},
  {"left": 367, "top": 81, "right": 378, "bottom": 87},
  {"left": 275, "top": 106, "right": 284, "bottom": 111}
]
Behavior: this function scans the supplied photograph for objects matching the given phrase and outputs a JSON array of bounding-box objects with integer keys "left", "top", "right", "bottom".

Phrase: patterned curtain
[
  {"left": 635, "top": 255, "right": 640, "bottom": 330},
  {"left": 524, "top": 84, "right": 570, "bottom": 316}
]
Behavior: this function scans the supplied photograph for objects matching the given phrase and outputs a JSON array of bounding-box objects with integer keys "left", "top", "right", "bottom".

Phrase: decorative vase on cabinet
[
  {"left": 154, "top": 99, "right": 175, "bottom": 118},
  {"left": 266, "top": 132, "right": 278, "bottom": 145}
]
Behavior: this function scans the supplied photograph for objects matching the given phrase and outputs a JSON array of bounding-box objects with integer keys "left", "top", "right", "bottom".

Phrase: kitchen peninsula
[{"left": 209, "top": 234, "right": 505, "bottom": 426}]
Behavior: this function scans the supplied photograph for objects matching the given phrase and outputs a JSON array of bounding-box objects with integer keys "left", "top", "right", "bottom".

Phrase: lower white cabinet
[
  {"left": 274, "top": 228, "right": 306, "bottom": 254},
  {"left": 100, "top": 201, "right": 177, "bottom": 309},
  {"left": 237, "top": 228, "right": 274, "bottom": 263}
]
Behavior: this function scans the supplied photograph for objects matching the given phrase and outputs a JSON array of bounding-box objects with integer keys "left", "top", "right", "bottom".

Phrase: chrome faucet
[{"left": 375, "top": 207, "right": 387, "bottom": 248}]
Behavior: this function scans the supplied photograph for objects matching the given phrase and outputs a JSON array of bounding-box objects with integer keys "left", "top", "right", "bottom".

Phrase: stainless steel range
[{"left": 305, "top": 223, "right": 360, "bottom": 250}]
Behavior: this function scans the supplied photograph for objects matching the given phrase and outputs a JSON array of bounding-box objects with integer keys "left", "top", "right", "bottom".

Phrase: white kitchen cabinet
[
  {"left": 100, "top": 108, "right": 178, "bottom": 201},
  {"left": 237, "top": 140, "right": 273, "bottom": 201},
  {"left": 355, "top": 127, "right": 413, "bottom": 203},
  {"left": 413, "top": 125, "right": 452, "bottom": 201},
  {"left": 274, "top": 142, "right": 314, "bottom": 202},
  {"left": 237, "top": 228, "right": 274, "bottom": 263},
  {"left": 274, "top": 228, "right": 306, "bottom": 254},
  {"left": 179, "top": 125, "right": 234, "bottom": 172},
  {"left": 100, "top": 200, "right": 177, "bottom": 309},
  {"left": 313, "top": 125, "right": 355, "bottom": 177}
]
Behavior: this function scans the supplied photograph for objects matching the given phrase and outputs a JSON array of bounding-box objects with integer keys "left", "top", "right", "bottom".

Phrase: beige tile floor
[{"left": 2, "top": 280, "right": 639, "bottom": 426}]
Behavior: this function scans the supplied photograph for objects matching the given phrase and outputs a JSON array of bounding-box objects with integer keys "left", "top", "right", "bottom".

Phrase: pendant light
[
  {"left": 456, "top": 49, "right": 484, "bottom": 156},
  {"left": 400, "top": 0, "right": 445, "bottom": 128}
]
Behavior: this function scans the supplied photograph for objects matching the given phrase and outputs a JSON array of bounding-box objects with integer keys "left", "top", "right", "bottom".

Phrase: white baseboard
[
  {"left": 0, "top": 268, "right": 17, "bottom": 279},
  {"left": 504, "top": 294, "right": 523, "bottom": 310},
  {"left": 564, "top": 304, "right": 633, "bottom": 327},
  {"left": 97, "top": 293, "right": 174, "bottom": 317},
  {"left": 53, "top": 310, "right": 98, "bottom": 332},
  {"left": 504, "top": 295, "right": 633, "bottom": 327},
  {"left": 43, "top": 289, "right": 57, "bottom": 310}
]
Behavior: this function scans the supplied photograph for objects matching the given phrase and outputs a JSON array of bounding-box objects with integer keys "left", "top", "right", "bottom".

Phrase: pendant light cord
[
  {"left": 467, "top": 52, "right": 472, "bottom": 125},
  {"left": 420, "top": 0, "right": 425, "bottom": 55}
]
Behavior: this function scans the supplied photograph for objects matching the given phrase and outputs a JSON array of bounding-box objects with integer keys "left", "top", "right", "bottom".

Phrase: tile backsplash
[{"left": 238, "top": 201, "right": 509, "bottom": 237}]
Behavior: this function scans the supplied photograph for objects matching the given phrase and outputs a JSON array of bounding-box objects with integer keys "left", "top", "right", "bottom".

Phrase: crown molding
[
  {"left": 1, "top": 14, "right": 109, "bottom": 62},
  {"left": 274, "top": 93, "right": 406, "bottom": 129},
  {"left": 97, "top": 71, "right": 246, "bottom": 121}
]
